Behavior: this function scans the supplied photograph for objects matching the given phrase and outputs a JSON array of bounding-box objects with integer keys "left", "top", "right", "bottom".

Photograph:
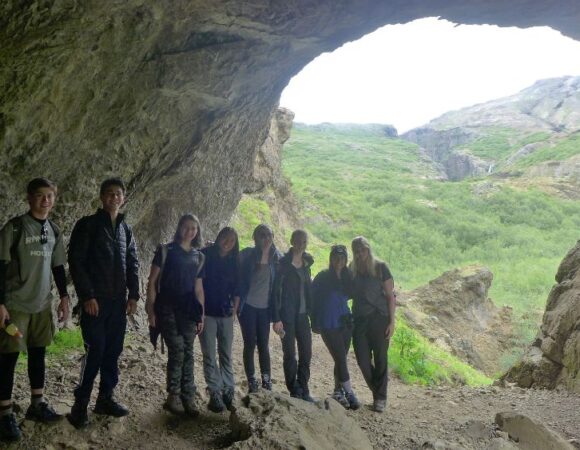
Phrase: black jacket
[
  {"left": 69, "top": 208, "right": 140, "bottom": 303},
  {"left": 270, "top": 251, "right": 314, "bottom": 323},
  {"left": 201, "top": 244, "right": 239, "bottom": 317}
]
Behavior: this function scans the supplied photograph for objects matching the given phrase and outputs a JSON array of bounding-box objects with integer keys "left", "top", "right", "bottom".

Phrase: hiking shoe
[
  {"left": 182, "top": 397, "right": 199, "bottom": 418},
  {"left": 0, "top": 413, "right": 21, "bottom": 442},
  {"left": 163, "top": 394, "right": 184, "bottom": 415},
  {"left": 94, "top": 396, "right": 129, "bottom": 417},
  {"left": 373, "top": 399, "right": 386, "bottom": 413},
  {"left": 332, "top": 387, "right": 350, "bottom": 409},
  {"left": 248, "top": 378, "right": 259, "bottom": 394},
  {"left": 67, "top": 398, "right": 89, "bottom": 429},
  {"left": 301, "top": 393, "right": 316, "bottom": 403},
  {"left": 207, "top": 391, "right": 225, "bottom": 413},
  {"left": 222, "top": 389, "right": 235, "bottom": 411},
  {"left": 261, "top": 374, "right": 272, "bottom": 391},
  {"left": 345, "top": 391, "right": 361, "bottom": 410},
  {"left": 26, "top": 402, "right": 63, "bottom": 423}
]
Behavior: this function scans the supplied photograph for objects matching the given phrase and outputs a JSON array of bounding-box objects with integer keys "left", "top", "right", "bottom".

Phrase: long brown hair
[{"left": 173, "top": 214, "right": 202, "bottom": 248}]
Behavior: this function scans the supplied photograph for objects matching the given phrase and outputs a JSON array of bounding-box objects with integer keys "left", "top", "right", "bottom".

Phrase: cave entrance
[{"left": 233, "top": 17, "right": 580, "bottom": 382}]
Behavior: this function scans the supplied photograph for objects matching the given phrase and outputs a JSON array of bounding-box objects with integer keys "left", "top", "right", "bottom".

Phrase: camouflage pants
[{"left": 158, "top": 303, "right": 197, "bottom": 400}]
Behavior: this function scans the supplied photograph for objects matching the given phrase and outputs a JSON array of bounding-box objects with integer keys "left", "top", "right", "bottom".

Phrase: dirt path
[{"left": 8, "top": 322, "right": 580, "bottom": 449}]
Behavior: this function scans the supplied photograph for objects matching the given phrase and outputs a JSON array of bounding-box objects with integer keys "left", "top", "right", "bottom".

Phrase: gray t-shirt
[
  {"left": 0, "top": 214, "right": 66, "bottom": 313},
  {"left": 245, "top": 263, "right": 270, "bottom": 309},
  {"left": 352, "top": 262, "right": 393, "bottom": 318},
  {"left": 294, "top": 265, "right": 307, "bottom": 314}
]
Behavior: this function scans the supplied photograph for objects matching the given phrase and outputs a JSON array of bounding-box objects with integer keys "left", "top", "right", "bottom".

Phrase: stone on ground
[{"left": 495, "top": 412, "right": 575, "bottom": 450}]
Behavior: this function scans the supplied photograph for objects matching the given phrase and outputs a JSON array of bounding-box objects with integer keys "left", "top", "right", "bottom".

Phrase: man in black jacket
[{"left": 67, "top": 178, "right": 140, "bottom": 428}]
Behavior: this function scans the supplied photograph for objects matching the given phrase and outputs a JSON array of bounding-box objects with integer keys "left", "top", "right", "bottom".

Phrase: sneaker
[
  {"left": 345, "top": 391, "right": 361, "bottom": 410},
  {"left": 0, "top": 413, "right": 21, "bottom": 442},
  {"left": 26, "top": 401, "right": 63, "bottom": 423},
  {"left": 182, "top": 397, "right": 199, "bottom": 418},
  {"left": 261, "top": 374, "right": 272, "bottom": 391},
  {"left": 248, "top": 378, "right": 259, "bottom": 394},
  {"left": 222, "top": 389, "right": 235, "bottom": 411},
  {"left": 163, "top": 394, "right": 184, "bottom": 415},
  {"left": 373, "top": 399, "right": 386, "bottom": 413},
  {"left": 67, "top": 398, "right": 89, "bottom": 429},
  {"left": 207, "top": 391, "right": 225, "bottom": 413},
  {"left": 332, "top": 388, "right": 350, "bottom": 409},
  {"left": 94, "top": 396, "right": 129, "bottom": 417}
]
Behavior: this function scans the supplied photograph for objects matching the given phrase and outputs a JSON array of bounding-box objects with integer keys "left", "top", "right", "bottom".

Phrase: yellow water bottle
[{"left": 4, "top": 320, "right": 23, "bottom": 338}]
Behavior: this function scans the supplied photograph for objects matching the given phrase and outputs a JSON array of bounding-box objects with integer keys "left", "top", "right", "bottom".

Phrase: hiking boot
[
  {"left": 163, "top": 394, "right": 184, "bottom": 415},
  {"left": 373, "top": 399, "right": 386, "bottom": 413},
  {"left": 332, "top": 387, "right": 350, "bottom": 409},
  {"left": 67, "top": 399, "right": 89, "bottom": 429},
  {"left": 248, "top": 378, "right": 259, "bottom": 394},
  {"left": 261, "top": 374, "right": 272, "bottom": 391},
  {"left": 345, "top": 391, "right": 361, "bottom": 410},
  {"left": 94, "top": 395, "right": 129, "bottom": 417},
  {"left": 222, "top": 389, "right": 235, "bottom": 411},
  {"left": 181, "top": 396, "right": 199, "bottom": 418},
  {"left": 301, "top": 392, "right": 316, "bottom": 403},
  {"left": 0, "top": 413, "right": 21, "bottom": 442},
  {"left": 207, "top": 391, "right": 225, "bottom": 413},
  {"left": 26, "top": 401, "right": 63, "bottom": 423}
]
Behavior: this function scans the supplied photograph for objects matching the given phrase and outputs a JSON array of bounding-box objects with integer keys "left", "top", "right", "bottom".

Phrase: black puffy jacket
[
  {"left": 69, "top": 208, "right": 140, "bottom": 303},
  {"left": 270, "top": 251, "right": 314, "bottom": 323}
]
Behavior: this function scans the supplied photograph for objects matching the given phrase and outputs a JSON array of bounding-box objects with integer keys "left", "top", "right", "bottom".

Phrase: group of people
[{"left": 0, "top": 177, "right": 396, "bottom": 443}]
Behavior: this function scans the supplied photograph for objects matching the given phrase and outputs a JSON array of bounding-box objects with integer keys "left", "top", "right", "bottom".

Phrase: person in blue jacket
[
  {"left": 311, "top": 245, "right": 361, "bottom": 410},
  {"left": 238, "top": 224, "right": 282, "bottom": 393}
]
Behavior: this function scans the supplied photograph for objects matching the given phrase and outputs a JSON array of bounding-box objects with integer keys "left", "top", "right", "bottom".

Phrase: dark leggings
[
  {"left": 238, "top": 304, "right": 270, "bottom": 379},
  {"left": 0, "top": 347, "right": 46, "bottom": 401},
  {"left": 321, "top": 327, "right": 352, "bottom": 386}
]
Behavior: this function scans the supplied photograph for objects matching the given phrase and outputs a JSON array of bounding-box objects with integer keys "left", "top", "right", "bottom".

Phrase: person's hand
[
  {"left": 126, "top": 298, "right": 138, "bottom": 316},
  {"left": 57, "top": 295, "right": 70, "bottom": 322},
  {"left": 84, "top": 298, "right": 99, "bottom": 317},
  {"left": 385, "top": 322, "right": 395, "bottom": 340},
  {"left": 196, "top": 318, "right": 204, "bottom": 335},
  {"left": 273, "top": 321, "right": 284, "bottom": 334},
  {"left": 0, "top": 304, "right": 10, "bottom": 326}
]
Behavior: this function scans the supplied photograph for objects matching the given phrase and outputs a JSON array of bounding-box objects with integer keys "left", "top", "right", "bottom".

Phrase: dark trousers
[
  {"left": 352, "top": 313, "right": 389, "bottom": 401},
  {"left": 75, "top": 299, "right": 127, "bottom": 400},
  {"left": 238, "top": 304, "right": 270, "bottom": 380},
  {"left": 281, "top": 313, "right": 312, "bottom": 394},
  {"left": 321, "top": 326, "right": 352, "bottom": 386},
  {"left": 0, "top": 347, "right": 45, "bottom": 401}
]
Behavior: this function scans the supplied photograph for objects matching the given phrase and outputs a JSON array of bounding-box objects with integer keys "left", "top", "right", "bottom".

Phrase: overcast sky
[{"left": 280, "top": 18, "right": 580, "bottom": 133}]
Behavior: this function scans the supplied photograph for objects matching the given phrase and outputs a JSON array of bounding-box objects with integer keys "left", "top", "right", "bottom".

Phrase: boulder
[
  {"left": 400, "top": 265, "right": 515, "bottom": 375},
  {"left": 504, "top": 241, "right": 580, "bottom": 392},
  {"left": 495, "top": 412, "right": 575, "bottom": 450},
  {"left": 229, "top": 391, "right": 372, "bottom": 450}
]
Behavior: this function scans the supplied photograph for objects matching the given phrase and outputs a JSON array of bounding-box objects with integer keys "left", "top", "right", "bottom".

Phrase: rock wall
[
  {"left": 2, "top": 1, "right": 580, "bottom": 260},
  {"left": 504, "top": 242, "right": 580, "bottom": 393}
]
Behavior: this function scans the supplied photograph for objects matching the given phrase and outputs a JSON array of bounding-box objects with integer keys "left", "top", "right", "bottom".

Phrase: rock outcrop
[
  {"left": 495, "top": 412, "right": 575, "bottom": 450},
  {"left": 504, "top": 241, "right": 580, "bottom": 393},
  {"left": 400, "top": 265, "right": 515, "bottom": 375},
  {"left": 230, "top": 391, "right": 372, "bottom": 450},
  {"left": 2, "top": 2, "right": 580, "bottom": 262}
]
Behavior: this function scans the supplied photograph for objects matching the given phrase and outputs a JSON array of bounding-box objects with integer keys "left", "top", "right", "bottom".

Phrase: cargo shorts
[{"left": 0, "top": 306, "right": 55, "bottom": 353}]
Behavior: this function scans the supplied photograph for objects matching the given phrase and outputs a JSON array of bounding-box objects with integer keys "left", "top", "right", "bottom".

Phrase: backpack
[{"left": 8, "top": 215, "right": 60, "bottom": 281}]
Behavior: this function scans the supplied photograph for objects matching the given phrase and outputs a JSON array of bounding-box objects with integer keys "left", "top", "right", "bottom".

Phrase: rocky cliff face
[
  {"left": 2, "top": 1, "right": 580, "bottom": 260},
  {"left": 400, "top": 265, "right": 515, "bottom": 375},
  {"left": 504, "top": 242, "right": 580, "bottom": 393}
]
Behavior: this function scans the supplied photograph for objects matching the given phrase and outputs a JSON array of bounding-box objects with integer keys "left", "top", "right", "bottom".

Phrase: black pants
[
  {"left": 238, "top": 304, "right": 270, "bottom": 380},
  {"left": 321, "top": 326, "right": 352, "bottom": 386},
  {"left": 281, "top": 313, "right": 312, "bottom": 394},
  {"left": 0, "top": 347, "right": 45, "bottom": 401},
  {"left": 352, "top": 313, "right": 389, "bottom": 401},
  {"left": 74, "top": 298, "right": 127, "bottom": 400}
]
